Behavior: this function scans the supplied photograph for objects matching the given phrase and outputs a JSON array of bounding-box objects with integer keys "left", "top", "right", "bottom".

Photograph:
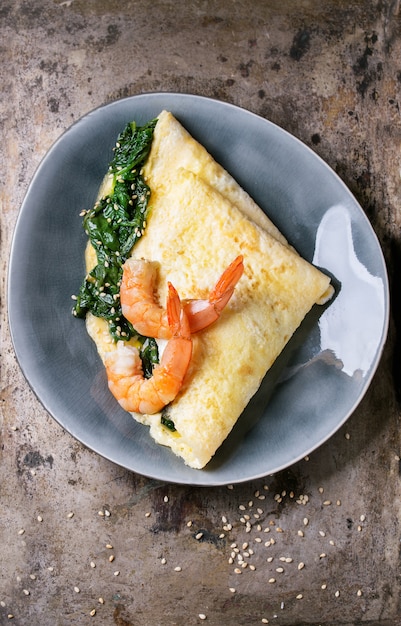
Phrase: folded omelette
[{"left": 86, "top": 110, "right": 333, "bottom": 469}]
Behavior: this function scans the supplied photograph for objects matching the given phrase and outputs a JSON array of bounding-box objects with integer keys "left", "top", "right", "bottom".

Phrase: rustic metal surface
[{"left": 1, "top": 1, "right": 400, "bottom": 624}]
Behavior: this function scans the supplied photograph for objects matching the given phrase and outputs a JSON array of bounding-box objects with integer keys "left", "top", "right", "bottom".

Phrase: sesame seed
[
  {"left": 303, "top": 518, "right": 309, "bottom": 526},
  {"left": 357, "top": 589, "right": 363, "bottom": 596},
  {"left": 196, "top": 533, "right": 203, "bottom": 540},
  {"left": 267, "top": 557, "right": 274, "bottom": 563},
  {"left": 318, "top": 487, "right": 324, "bottom": 493},
  {"left": 345, "top": 432, "right": 350, "bottom": 439},
  {"left": 145, "top": 512, "right": 151, "bottom": 518},
  {"left": 90, "top": 562, "right": 96, "bottom": 568},
  {"left": 18, "top": 529, "right": 25, "bottom": 535},
  {"left": 22, "top": 589, "right": 30, "bottom": 596},
  {"left": 37, "top": 515, "right": 43, "bottom": 522},
  {"left": 187, "top": 521, "right": 193, "bottom": 527},
  {"left": 276, "top": 567, "right": 284, "bottom": 573},
  {"left": 321, "top": 583, "right": 327, "bottom": 590},
  {"left": 90, "top": 609, "right": 96, "bottom": 616},
  {"left": 99, "top": 597, "right": 105, "bottom": 604},
  {"left": 360, "top": 514, "right": 366, "bottom": 522},
  {"left": 227, "top": 484, "right": 234, "bottom": 490},
  {"left": 164, "top": 496, "right": 169, "bottom": 503},
  {"left": 319, "top": 553, "right": 327, "bottom": 559},
  {"left": 29, "top": 575, "right": 36, "bottom": 580},
  {"left": 74, "top": 587, "right": 80, "bottom": 593},
  {"left": 262, "top": 619, "right": 269, "bottom": 624},
  {"left": 298, "top": 530, "right": 304, "bottom": 537},
  {"left": 199, "top": 614, "right": 207, "bottom": 620},
  {"left": 268, "top": 578, "right": 276, "bottom": 584},
  {"left": 296, "top": 594, "right": 303, "bottom": 600},
  {"left": 108, "top": 555, "right": 115, "bottom": 562},
  {"left": 319, "top": 530, "right": 326, "bottom": 537},
  {"left": 249, "top": 565, "right": 256, "bottom": 571},
  {"left": 113, "top": 571, "right": 120, "bottom": 576},
  {"left": 47, "top": 567, "right": 54, "bottom": 572},
  {"left": 174, "top": 567, "right": 182, "bottom": 572},
  {"left": 67, "top": 512, "right": 74, "bottom": 519},
  {"left": 229, "top": 587, "right": 236, "bottom": 593},
  {"left": 106, "top": 544, "right": 113, "bottom": 549},
  {"left": 298, "top": 562, "right": 305, "bottom": 570},
  {"left": 222, "top": 515, "right": 227, "bottom": 523},
  {"left": 335, "top": 590, "right": 340, "bottom": 597},
  {"left": 161, "top": 558, "right": 166, "bottom": 565},
  {"left": 0, "top": 602, "right": 5, "bottom": 608},
  {"left": 323, "top": 500, "right": 331, "bottom": 506}
]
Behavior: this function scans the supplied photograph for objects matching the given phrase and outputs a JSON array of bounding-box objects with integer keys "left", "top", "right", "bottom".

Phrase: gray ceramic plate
[{"left": 8, "top": 93, "right": 389, "bottom": 485}]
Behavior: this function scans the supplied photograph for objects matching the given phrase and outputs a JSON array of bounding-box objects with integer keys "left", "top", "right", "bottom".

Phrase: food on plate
[{"left": 73, "top": 111, "right": 333, "bottom": 469}]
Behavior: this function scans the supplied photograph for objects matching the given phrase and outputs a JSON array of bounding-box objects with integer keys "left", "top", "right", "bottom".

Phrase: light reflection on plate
[{"left": 8, "top": 93, "right": 389, "bottom": 485}]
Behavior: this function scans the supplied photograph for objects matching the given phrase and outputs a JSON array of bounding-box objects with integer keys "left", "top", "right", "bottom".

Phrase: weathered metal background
[{"left": 1, "top": 1, "right": 400, "bottom": 624}]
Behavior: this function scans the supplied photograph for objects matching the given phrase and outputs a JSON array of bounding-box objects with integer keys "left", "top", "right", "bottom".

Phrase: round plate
[{"left": 8, "top": 93, "right": 389, "bottom": 485}]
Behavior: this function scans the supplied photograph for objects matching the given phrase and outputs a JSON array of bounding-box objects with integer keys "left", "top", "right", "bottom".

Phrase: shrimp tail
[{"left": 185, "top": 255, "right": 244, "bottom": 334}]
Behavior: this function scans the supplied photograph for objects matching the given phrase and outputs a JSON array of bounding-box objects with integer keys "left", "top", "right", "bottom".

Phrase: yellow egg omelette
[{"left": 85, "top": 110, "right": 333, "bottom": 469}]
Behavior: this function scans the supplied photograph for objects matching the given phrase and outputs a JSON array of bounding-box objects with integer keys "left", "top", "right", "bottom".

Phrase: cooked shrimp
[
  {"left": 120, "top": 255, "right": 244, "bottom": 338},
  {"left": 105, "top": 282, "right": 192, "bottom": 414}
]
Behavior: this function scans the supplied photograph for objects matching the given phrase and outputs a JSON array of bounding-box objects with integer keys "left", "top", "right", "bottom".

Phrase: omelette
[{"left": 81, "top": 111, "right": 333, "bottom": 469}]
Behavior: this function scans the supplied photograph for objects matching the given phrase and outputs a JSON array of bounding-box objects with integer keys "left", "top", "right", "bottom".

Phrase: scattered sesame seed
[
  {"left": 335, "top": 590, "right": 340, "bottom": 597},
  {"left": 318, "top": 487, "right": 324, "bottom": 493},
  {"left": 227, "top": 484, "right": 234, "bottom": 490},
  {"left": 106, "top": 544, "right": 113, "bottom": 549},
  {"left": 296, "top": 594, "right": 303, "bottom": 600},
  {"left": 323, "top": 500, "right": 332, "bottom": 506},
  {"left": 113, "top": 571, "right": 120, "bottom": 576},
  {"left": 7, "top": 614, "right": 14, "bottom": 619},
  {"left": 37, "top": 515, "right": 43, "bottom": 522},
  {"left": 67, "top": 512, "right": 74, "bottom": 519},
  {"left": 90, "top": 609, "right": 96, "bottom": 616},
  {"left": 336, "top": 500, "right": 341, "bottom": 506},
  {"left": 234, "top": 568, "right": 242, "bottom": 574},
  {"left": 360, "top": 514, "right": 366, "bottom": 522},
  {"left": 268, "top": 578, "right": 276, "bottom": 584},
  {"left": 22, "top": 589, "right": 30, "bottom": 596},
  {"left": 298, "top": 562, "right": 305, "bottom": 570},
  {"left": 108, "top": 555, "right": 115, "bottom": 562},
  {"left": 187, "top": 521, "right": 193, "bottom": 527},
  {"left": 222, "top": 515, "right": 228, "bottom": 523},
  {"left": 174, "top": 566, "right": 182, "bottom": 572},
  {"left": 0, "top": 601, "right": 5, "bottom": 608},
  {"left": 196, "top": 533, "right": 203, "bottom": 540},
  {"left": 357, "top": 589, "right": 363, "bottom": 596},
  {"left": 345, "top": 432, "right": 350, "bottom": 439},
  {"left": 249, "top": 565, "right": 256, "bottom": 571},
  {"left": 47, "top": 567, "right": 54, "bottom": 572},
  {"left": 74, "top": 587, "right": 80, "bottom": 593},
  {"left": 229, "top": 587, "right": 236, "bottom": 593},
  {"left": 145, "top": 512, "right": 151, "bottom": 518},
  {"left": 199, "top": 613, "right": 207, "bottom": 620},
  {"left": 267, "top": 557, "right": 274, "bottom": 563},
  {"left": 262, "top": 619, "right": 269, "bottom": 624},
  {"left": 99, "top": 597, "right": 105, "bottom": 604},
  {"left": 319, "top": 530, "right": 326, "bottom": 537},
  {"left": 90, "top": 561, "right": 96, "bottom": 568},
  {"left": 303, "top": 518, "right": 309, "bottom": 526},
  {"left": 161, "top": 558, "right": 166, "bottom": 565},
  {"left": 29, "top": 575, "right": 36, "bottom": 580},
  {"left": 319, "top": 553, "right": 327, "bottom": 559},
  {"left": 321, "top": 583, "right": 327, "bottom": 590},
  {"left": 276, "top": 567, "right": 284, "bottom": 573},
  {"left": 164, "top": 496, "right": 169, "bottom": 503},
  {"left": 18, "top": 529, "right": 25, "bottom": 535}
]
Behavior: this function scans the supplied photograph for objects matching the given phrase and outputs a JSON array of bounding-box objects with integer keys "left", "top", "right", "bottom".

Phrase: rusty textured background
[{"left": 1, "top": 1, "right": 401, "bottom": 624}]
